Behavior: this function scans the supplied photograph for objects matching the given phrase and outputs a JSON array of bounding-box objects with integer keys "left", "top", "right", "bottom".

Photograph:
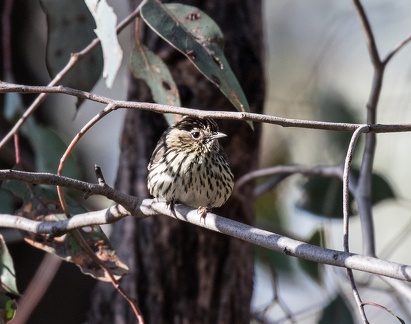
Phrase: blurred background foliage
[{"left": 1, "top": 0, "right": 411, "bottom": 322}]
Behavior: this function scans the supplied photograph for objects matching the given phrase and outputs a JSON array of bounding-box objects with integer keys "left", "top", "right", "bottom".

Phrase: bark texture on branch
[{"left": 88, "top": 0, "right": 265, "bottom": 322}]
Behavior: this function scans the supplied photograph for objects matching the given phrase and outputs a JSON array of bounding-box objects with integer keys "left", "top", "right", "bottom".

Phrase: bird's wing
[{"left": 148, "top": 136, "right": 167, "bottom": 170}]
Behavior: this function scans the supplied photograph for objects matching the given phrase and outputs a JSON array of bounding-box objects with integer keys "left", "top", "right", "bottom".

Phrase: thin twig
[
  {"left": 347, "top": 269, "right": 369, "bottom": 323},
  {"left": 352, "top": 0, "right": 381, "bottom": 66},
  {"left": 383, "top": 33, "right": 411, "bottom": 65}
]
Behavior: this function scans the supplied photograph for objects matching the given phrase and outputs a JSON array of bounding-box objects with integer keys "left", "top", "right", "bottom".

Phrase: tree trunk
[{"left": 88, "top": 0, "right": 265, "bottom": 323}]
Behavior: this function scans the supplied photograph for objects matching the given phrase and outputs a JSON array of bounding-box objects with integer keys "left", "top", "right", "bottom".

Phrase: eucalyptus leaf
[
  {"left": 23, "top": 215, "right": 129, "bottom": 282},
  {"left": 85, "top": 0, "right": 123, "bottom": 88},
  {"left": 141, "top": 1, "right": 251, "bottom": 124},
  {"left": 130, "top": 37, "right": 180, "bottom": 125}
]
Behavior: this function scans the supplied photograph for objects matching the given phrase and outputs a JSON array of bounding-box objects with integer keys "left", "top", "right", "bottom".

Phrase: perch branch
[{"left": 0, "top": 194, "right": 410, "bottom": 282}]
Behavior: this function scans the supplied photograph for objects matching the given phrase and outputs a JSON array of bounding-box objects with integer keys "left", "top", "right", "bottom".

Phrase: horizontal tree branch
[
  {"left": 3, "top": 81, "right": 411, "bottom": 133},
  {"left": 1, "top": 169, "right": 410, "bottom": 282},
  {"left": 0, "top": 197, "right": 410, "bottom": 282}
]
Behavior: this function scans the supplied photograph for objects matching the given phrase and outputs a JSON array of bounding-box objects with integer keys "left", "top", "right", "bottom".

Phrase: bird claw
[
  {"left": 197, "top": 206, "right": 209, "bottom": 221},
  {"left": 165, "top": 201, "right": 177, "bottom": 217}
]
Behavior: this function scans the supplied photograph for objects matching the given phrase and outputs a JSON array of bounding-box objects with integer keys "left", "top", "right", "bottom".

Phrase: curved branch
[{"left": 343, "top": 126, "right": 369, "bottom": 252}]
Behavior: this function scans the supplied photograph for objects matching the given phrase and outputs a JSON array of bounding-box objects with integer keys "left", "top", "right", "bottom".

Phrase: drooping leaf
[
  {"left": 319, "top": 294, "right": 354, "bottom": 324},
  {"left": 0, "top": 235, "right": 19, "bottom": 296},
  {"left": 85, "top": 0, "right": 123, "bottom": 88},
  {"left": 23, "top": 214, "right": 129, "bottom": 282},
  {"left": 130, "top": 36, "right": 180, "bottom": 125},
  {"left": 40, "top": 0, "right": 103, "bottom": 96},
  {"left": 141, "top": 1, "right": 251, "bottom": 122},
  {"left": 2, "top": 182, "right": 128, "bottom": 282},
  {"left": 297, "top": 229, "right": 323, "bottom": 283},
  {"left": 296, "top": 168, "right": 395, "bottom": 219}
]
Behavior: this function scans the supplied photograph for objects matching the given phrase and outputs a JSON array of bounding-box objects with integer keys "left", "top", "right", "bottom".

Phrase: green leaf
[
  {"left": 40, "top": 0, "right": 103, "bottom": 94},
  {"left": 296, "top": 168, "right": 395, "bottom": 219},
  {"left": 0, "top": 235, "right": 19, "bottom": 296},
  {"left": 0, "top": 295, "right": 17, "bottom": 323},
  {"left": 85, "top": 0, "right": 123, "bottom": 88},
  {"left": 141, "top": 1, "right": 251, "bottom": 121},
  {"left": 297, "top": 229, "right": 322, "bottom": 283},
  {"left": 130, "top": 36, "right": 180, "bottom": 125},
  {"left": 319, "top": 294, "right": 354, "bottom": 324}
]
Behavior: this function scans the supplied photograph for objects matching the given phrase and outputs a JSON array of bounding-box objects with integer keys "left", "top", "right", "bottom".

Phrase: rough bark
[{"left": 88, "top": 0, "right": 265, "bottom": 323}]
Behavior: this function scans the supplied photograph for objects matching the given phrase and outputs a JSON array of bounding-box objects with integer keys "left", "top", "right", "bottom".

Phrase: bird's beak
[{"left": 212, "top": 132, "right": 227, "bottom": 139}]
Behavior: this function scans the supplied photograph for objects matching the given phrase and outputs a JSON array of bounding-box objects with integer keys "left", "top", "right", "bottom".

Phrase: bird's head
[{"left": 167, "top": 116, "right": 226, "bottom": 153}]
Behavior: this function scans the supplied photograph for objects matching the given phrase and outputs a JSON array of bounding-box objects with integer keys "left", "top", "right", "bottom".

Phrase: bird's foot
[{"left": 197, "top": 206, "right": 209, "bottom": 222}]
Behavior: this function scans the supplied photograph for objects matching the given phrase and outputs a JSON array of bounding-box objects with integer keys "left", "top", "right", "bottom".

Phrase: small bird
[{"left": 147, "top": 116, "right": 234, "bottom": 217}]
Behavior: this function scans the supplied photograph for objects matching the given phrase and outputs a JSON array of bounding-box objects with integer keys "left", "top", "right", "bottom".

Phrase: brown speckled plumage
[{"left": 147, "top": 116, "right": 234, "bottom": 213}]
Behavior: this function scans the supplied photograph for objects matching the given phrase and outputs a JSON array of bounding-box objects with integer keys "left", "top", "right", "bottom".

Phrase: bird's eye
[{"left": 191, "top": 131, "right": 201, "bottom": 139}]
